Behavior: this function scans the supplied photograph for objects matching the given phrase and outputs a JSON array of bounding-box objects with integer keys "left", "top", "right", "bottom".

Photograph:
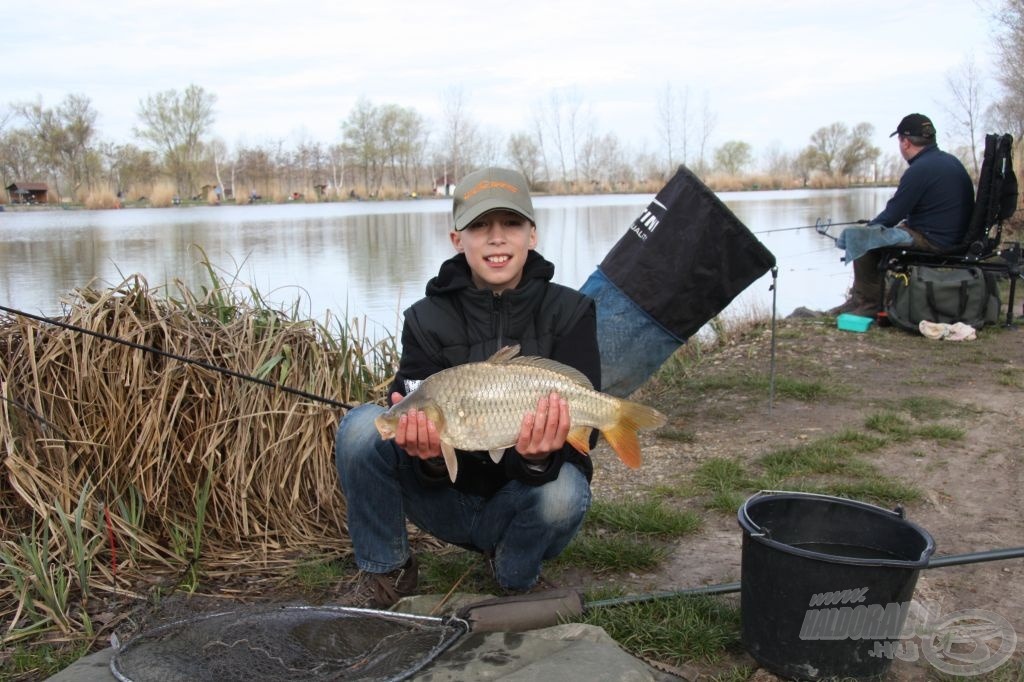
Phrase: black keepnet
[{"left": 598, "top": 165, "right": 777, "bottom": 341}]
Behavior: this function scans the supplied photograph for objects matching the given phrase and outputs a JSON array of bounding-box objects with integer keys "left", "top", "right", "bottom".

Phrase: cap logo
[{"left": 463, "top": 180, "right": 520, "bottom": 199}]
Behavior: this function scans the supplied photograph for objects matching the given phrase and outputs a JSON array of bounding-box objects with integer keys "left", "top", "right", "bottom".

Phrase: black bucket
[{"left": 737, "top": 491, "right": 935, "bottom": 680}]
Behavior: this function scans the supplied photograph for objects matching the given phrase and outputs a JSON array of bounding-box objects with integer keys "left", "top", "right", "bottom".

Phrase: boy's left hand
[{"left": 515, "top": 392, "right": 570, "bottom": 459}]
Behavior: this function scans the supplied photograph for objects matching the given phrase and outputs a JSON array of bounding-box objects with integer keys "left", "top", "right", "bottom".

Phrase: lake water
[{"left": 0, "top": 187, "right": 894, "bottom": 338}]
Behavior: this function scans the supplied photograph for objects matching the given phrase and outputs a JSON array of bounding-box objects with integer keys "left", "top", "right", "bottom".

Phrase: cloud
[{"left": 4, "top": 0, "right": 995, "bottom": 156}]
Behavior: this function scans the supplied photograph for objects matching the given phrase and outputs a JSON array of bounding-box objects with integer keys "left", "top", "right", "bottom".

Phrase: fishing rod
[
  {"left": 754, "top": 218, "right": 868, "bottom": 236},
  {"left": 586, "top": 547, "right": 1024, "bottom": 608},
  {"left": 0, "top": 303, "right": 359, "bottom": 411}
]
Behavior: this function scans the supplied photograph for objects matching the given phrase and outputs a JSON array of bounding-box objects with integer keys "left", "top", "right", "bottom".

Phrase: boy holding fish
[{"left": 334, "top": 167, "right": 607, "bottom": 607}]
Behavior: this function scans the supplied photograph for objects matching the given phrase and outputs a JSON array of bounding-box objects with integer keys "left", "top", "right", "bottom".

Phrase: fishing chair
[{"left": 879, "top": 133, "right": 1021, "bottom": 326}]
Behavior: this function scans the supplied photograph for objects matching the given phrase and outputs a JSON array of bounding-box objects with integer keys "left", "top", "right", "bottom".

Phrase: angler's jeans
[{"left": 334, "top": 404, "right": 591, "bottom": 591}]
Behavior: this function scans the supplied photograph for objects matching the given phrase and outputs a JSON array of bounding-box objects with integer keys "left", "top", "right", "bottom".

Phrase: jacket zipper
[{"left": 493, "top": 293, "right": 504, "bottom": 351}]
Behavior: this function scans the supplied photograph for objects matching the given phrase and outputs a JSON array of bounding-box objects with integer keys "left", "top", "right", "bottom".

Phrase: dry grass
[
  {"left": 0, "top": 270, "right": 398, "bottom": 641},
  {"left": 147, "top": 183, "right": 177, "bottom": 208},
  {"left": 81, "top": 189, "right": 121, "bottom": 210}
]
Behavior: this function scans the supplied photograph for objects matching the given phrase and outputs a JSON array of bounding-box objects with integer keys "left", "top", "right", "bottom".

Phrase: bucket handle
[{"left": 741, "top": 490, "right": 907, "bottom": 537}]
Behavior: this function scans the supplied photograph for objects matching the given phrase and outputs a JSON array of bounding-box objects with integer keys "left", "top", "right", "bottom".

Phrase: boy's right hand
[{"left": 390, "top": 392, "right": 443, "bottom": 460}]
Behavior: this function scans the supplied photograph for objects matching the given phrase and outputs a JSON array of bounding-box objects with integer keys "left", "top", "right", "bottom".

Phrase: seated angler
[{"left": 831, "top": 113, "right": 974, "bottom": 318}]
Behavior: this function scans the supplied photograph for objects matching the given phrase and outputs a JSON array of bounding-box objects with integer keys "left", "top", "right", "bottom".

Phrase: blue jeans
[
  {"left": 334, "top": 404, "right": 592, "bottom": 591},
  {"left": 580, "top": 268, "right": 684, "bottom": 398}
]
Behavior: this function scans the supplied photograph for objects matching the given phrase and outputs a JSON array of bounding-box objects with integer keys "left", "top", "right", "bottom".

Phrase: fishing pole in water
[
  {"left": 753, "top": 218, "right": 868, "bottom": 236},
  {"left": 0, "top": 303, "right": 359, "bottom": 411}
]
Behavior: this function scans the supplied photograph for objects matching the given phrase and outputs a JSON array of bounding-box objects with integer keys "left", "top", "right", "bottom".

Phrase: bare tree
[
  {"left": 539, "top": 90, "right": 570, "bottom": 184},
  {"left": 578, "top": 131, "right": 631, "bottom": 187},
  {"left": 529, "top": 112, "right": 551, "bottom": 184},
  {"left": 760, "top": 142, "right": 791, "bottom": 177},
  {"left": 696, "top": 94, "right": 717, "bottom": 175},
  {"left": 14, "top": 93, "right": 99, "bottom": 198},
  {"left": 342, "top": 97, "right": 384, "bottom": 196},
  {"left": 135, "top": 84, "right": 216, "bottom": 197},
  {"left": 808, "top": 123, "right": 848, "bottom": 176},
  {"left": 207, "top": 137, "right": 228, "bottom": 201},
  {"left": 991, "top": 0, "right": 1024, "bottom": 168},
  {"left": 656, "top": 82, "right": 677, "bottom": 173},
  {"left": 537, "top": 88, "right": 590, "bottom": 186},
  {"left": 440, "top": 86, "right": 471, "bottom": 182},
  {"left": 328, "top": 142, "right": 346, "bottom": 197},
  {"left": 506, "top": 132, "right": 543, "bottom": 187},
  {"left": 942, "top": 56, "right": 985, "bottom": 177},
  {"left": 838, "top": 123, "right": 880, "bottom": 178}
]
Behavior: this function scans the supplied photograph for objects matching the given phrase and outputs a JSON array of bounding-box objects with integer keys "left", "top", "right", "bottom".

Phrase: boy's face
[{"left": 450, "top": 209, "right": 537, "bottom": 294}]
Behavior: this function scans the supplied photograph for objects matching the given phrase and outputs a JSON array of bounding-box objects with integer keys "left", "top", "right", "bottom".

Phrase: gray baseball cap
[{"left": 452, "top": 167, "right": 535, "bottom": 231}]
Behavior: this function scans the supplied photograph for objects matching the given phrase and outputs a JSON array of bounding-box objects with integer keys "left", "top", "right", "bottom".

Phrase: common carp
[{"left": 374, "top": 345, "right": 667, "bottom": 482}]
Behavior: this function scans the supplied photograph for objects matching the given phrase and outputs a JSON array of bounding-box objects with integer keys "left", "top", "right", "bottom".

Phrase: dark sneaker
[{"left": 343, "top": 555, "right": 418, "bottom": 609}]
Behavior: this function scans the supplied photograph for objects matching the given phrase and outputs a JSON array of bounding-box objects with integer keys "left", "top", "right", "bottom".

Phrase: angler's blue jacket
[
  {"left": 392, "top": 250, "right": 599, "bottom": 498},
  {"left": 872, "top": 144, "right": 975, "bottom": 249}
]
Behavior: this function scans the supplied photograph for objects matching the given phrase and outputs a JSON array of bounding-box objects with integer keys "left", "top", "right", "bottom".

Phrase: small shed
[{"left": 5, "top": 182, "right": 49, "bottom": 204}]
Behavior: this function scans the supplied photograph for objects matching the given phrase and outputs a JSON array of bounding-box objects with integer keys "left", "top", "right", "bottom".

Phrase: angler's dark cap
[
  {"left": 452, "top": 167, "right": 535, "bottom": 231},
  {"left": 890, "top": 113, "right": 936, "bottom": 139}
]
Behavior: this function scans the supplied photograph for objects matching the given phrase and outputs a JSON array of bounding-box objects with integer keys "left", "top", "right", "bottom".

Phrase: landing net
[{"left": 109, "top": 605, "right": 469, "bottom": 682}]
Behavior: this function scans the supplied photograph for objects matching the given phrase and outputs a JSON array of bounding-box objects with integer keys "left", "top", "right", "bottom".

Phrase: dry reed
[
  {"left": 0, "top": 272, "right": 397, "bottom": 639},
  {"left": 81, "top": 189, "right": 121, "bottom": 210},
  {"left": 147, "top": 183, "right": 177, "bottom": 208}
]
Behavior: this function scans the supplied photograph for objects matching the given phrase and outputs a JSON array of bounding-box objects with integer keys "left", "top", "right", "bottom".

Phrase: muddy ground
[
  {"left": 586, "top": 311, "right": 1023, "bottom": 679},
  {"left": 67, "top": 310, "right": 1022, "bottom": 682}
]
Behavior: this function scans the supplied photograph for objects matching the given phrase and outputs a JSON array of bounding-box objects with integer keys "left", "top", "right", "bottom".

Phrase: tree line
[
  {"left": 0, "top": 87, "right": 892, "bottom": 204},
  {"left": 2, "top": 2, "right": 1021, "bottom": 205}
]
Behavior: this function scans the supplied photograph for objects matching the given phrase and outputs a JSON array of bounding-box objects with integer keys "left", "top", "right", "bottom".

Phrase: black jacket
[
  {"left": 872, "top": 145, "right": 975, "bottom": 249},
  {"left": 389, "top": 250, "right": 599, "bottom": 498}
]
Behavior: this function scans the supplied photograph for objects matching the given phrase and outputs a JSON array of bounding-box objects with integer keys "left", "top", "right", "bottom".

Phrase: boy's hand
[
  {"left": 515, "top": 392, "right": 570, "bottom": 459},
  {"left": 391, "top": 392, "right": 442, "bottom": 459}
]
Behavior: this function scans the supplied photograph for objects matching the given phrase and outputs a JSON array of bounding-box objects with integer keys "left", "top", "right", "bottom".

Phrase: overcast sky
[{"left": 2, "top": 0, "right": 1001, "bottom": 164}]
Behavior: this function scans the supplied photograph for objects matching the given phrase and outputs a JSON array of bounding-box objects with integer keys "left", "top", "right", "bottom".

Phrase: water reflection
[{"left": 0, "top": 188, "right": 894, "bottom": 336}]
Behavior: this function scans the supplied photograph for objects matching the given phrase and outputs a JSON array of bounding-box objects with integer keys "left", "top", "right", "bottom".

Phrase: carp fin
[
  {"left": 600, "top": 400, "right": 668, "bottom": 469},
  {"left": 488, "top": 449, "right": 505, "bottom": 463},
  {"left": 487, "top": 345, "right": 522, "bottom": 363},
  {"left": 566, "top": 426, "right": 593, "bottom": 455},
  {"left": 485, "top": 344, "right": 593, "bottom": 389},
  {"left": 441, "top": 441, "right": 458, "bottom": 482}
]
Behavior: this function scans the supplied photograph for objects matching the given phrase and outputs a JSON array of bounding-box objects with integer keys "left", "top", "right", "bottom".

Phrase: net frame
[{"left": 109, "top": 604, "right": 470, "bottom": 682}]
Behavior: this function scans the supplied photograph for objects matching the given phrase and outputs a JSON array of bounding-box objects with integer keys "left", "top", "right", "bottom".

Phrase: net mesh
[{"left": 110, "top": 605, "right": 468, "bottom": 682}]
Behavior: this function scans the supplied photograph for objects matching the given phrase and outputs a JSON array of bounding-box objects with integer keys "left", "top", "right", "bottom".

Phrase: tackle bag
[{"left": 884, "top": 265, "right": 1001, "bottom": 332}]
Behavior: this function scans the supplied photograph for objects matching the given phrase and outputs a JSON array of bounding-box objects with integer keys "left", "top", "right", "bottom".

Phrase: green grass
[
  {"left": 1, "top": 641, "right": 91, "bottom": 681},
  {"left": 579, "top": 595, "right": 741, "bottom": 666},
  {"left": 781, "top": 477, "right": 922, "bottom": 506},
  {"left": 685, "top": 426, "right": 932, "bottom": 509},
  {"left": 759, "top": 440, "right": 878, "bottom": 479},
  {"left": 706, "top": 490, "right": 748, "bottom": 514},
  {"left": 896, "top": 395, "right": 963, "bottom": 420},
  {"left": 693, "top": 458, "right": 751, "bottom": 493},
  {"left": 657, "top": 427, "right": 697, "bottom": 443},
  {"left": 997, "top": 367, "right": 1023, "bottom": 388},
  {"left": 418, "top": 550, "right": 491, "bottom": 594},
  {"left": 705, "top": 667, "right": 757, "bottom": 682},
  {"left": 556, "top": 532, "right": 670, "bottom": 573},
  {"left": 586, "top": 499, "right": 701, "bottom": 536},
  {"left": 292, "top": 556, "right": 350, "bottom": 591},
  {"left": 553, "top": 499, "right": 700, "bottom": 575}
]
